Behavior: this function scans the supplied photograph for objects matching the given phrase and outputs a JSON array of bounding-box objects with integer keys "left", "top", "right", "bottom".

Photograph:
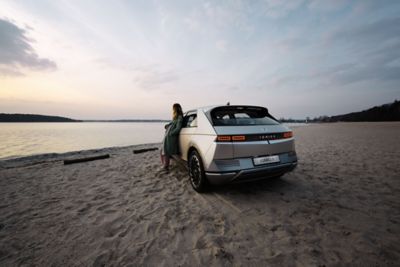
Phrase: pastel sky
[{"left": 1, "top": 0, "right": 399, "bottom": 120}]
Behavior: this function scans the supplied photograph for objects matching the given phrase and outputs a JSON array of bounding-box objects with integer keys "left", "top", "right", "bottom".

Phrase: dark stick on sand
[
  {"left": 64, "top": 154, "right": 110, "bottom": 165},
  {"left": 133, "top": 148, "right": 158, "bottom": 154}
]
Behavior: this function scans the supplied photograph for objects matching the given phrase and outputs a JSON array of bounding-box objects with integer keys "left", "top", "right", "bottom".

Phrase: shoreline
[
  {"left": 0, "top": 143, "right": 161, "bottom": 169},
  {"left": 1, "top": 121, "right": 398, "bottom": 167}
]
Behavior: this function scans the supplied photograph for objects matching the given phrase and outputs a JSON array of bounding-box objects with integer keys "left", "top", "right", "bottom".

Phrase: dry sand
[{"left": 0, "top": 122, "right": 399, "bottom": 266}]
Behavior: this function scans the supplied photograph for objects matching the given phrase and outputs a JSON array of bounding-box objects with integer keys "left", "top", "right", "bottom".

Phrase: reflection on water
[{"left": 0, "top": 122, "right": 166, "bottom": 159}]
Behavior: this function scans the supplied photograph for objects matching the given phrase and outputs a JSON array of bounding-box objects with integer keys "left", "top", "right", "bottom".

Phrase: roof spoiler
[{"left": 210, "top": 105, "right": 279, "bottom": 123}]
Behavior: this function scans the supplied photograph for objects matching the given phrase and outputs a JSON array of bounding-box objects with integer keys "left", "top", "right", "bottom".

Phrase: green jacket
[{"left": 163, "top": 115, "right": 183, "bottom": 156}]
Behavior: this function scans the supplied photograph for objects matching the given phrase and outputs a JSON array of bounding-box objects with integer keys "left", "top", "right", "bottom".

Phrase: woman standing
[{"left": 161, "top": 103, "right": 183, "bottom": 171}]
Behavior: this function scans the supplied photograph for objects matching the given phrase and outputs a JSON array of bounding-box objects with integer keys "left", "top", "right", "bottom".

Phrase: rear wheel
[{"left": 188, "top": 150, "right": 208, "bottom": 192}]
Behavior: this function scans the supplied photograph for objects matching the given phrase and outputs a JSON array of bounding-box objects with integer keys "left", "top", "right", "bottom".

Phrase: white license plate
[{"left": 253, "top": 155, "right": 280, "bottom": 166}]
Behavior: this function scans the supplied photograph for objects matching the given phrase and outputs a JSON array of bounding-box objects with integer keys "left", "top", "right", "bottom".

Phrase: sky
[{"left": 0, "top": 0, "right": 399, "bottom": 120}]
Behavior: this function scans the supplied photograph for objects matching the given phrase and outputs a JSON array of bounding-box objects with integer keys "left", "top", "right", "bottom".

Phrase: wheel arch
[
  {"left": 187, "top": 146, "right": 209, "bottom": 192},
  {"left": 188, "top": 146, "right": 199, "bottom": 161}
]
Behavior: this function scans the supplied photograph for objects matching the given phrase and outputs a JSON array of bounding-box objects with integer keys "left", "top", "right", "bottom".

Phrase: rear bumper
[{"left": 205, "top": 161, "right": 297, "bottom": 185}]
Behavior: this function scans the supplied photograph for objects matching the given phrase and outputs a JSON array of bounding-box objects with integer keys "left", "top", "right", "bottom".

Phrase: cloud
[
  {"left": 257, "top": 16, "right": 400, "bottom": 90},
  {"left": 275, "top": 36, "right": 309, "bottom": 51},
  {"left": 351, "top": 0, "right": 398, "bottom": 15},
  {"left": 0, "top": 18, "right": 56, "bottom": 76},
  {"left": 93, "top": 58, "right": 181, "bottom": 91},
  {"left": 132, "top": 65, "right": 179, "bottom": 90},
  {"left": 319, "top": 16, "right": 400, "bottom": 85},
  {"left": 183, "top": 1, "right": 254, "bottom": 36},
  {"left": 269, "top": 58, "right": 400, "bottom": 89},
  {"left": 328, "top": 64, "right": 400, "bottom": 85},
  {"left": 215, "top": 40, "right": 228, "bottom": 52},
  {"left": 331, "top": 16, "right": 400, "bottom": 46},
  {"left": 270, "top": 58, "right": 399, "bottom": 88},
  {"left": 259, "top": 0, "right": 305, "bottom": 19},
  {"left": 308, "top": 0, "right": 348, "bottom": 12},
  {"left": 183, "top": 16, "right": 203, "bottom": 33},
  {"left": 0, "top": 65, "right": 24, "bottom": 77}
]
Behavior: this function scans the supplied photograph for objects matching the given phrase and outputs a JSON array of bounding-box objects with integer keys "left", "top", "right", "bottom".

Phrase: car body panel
[
  {"left": 232, "top": 138, "right": 295, "bottom": 158},
  {"left": 206, "top": 160, "right": 297, "bottom": 185},
  {"left": 179, "top": 110, "right": 217, "bottom": 161},
  {"left": 212, "top": 124, "right": 288, "bottom": 135}
]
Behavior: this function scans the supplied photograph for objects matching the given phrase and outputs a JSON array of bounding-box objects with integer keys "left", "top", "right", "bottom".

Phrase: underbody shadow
[{"left": 209, "top": 176, "right": 295, "bottom": 196}]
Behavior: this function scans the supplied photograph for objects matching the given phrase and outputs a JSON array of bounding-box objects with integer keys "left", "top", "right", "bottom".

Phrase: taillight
[
  {"left": 283, "top": 132, "right": 293, "bottom": 138},
  {"left": 216, "top": 135, "right": 246, "bottom": 142},
  {"left": 215, "top": 132, "right": 292, "bottom": 142},
  {"left": 232, "top": 135, "right": 246, "bottom": 141},
  {"left": 216, "top": 135, "right": 231, "bottom": 142}
]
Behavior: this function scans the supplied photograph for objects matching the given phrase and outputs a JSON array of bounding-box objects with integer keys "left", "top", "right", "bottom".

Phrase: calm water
[
  {"left": 0, "top": 122, "right": 166, "bottom": 160},
  {"left": 0, "top": 122, "right": 306, "bottom": 160}
]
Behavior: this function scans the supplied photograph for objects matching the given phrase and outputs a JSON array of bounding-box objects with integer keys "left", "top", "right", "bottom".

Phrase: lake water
[
  {"left": 0, "top": 122, "right": 307, "bottom": 160},
  {"left": 0, "top": 122, "right": 166, "bottom": 160}
]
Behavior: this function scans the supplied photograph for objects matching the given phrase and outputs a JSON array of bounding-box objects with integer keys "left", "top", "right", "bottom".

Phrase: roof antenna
[{"left": 227, "top": 101, "right": 230, "bottom": 106}]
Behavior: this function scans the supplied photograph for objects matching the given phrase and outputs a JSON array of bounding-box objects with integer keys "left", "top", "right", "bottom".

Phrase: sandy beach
[{"left": 0, "top": 122, "right": 399, "bottom": 266}]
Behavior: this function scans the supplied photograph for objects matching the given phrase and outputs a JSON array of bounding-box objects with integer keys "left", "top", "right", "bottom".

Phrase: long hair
[{"left": 172, "top": 103, "right": 183, "bottom": 120}]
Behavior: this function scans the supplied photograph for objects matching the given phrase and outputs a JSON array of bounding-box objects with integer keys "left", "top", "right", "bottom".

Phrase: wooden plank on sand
[{"left": 63, "top": 154, "right": 110, "bottom": 165}]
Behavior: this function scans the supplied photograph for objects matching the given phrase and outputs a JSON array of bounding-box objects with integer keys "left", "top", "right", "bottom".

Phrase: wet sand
[{"left": 0, "top": 122, "right": 399, "bottom": 266}]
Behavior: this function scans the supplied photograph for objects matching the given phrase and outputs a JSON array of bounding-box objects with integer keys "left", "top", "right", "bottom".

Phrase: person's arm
[
  {"left": 164, "top": 122, "right": 172, "bottom": 130},
  {"left": 168, "top": 116, "right": 183, "bottom": 135}
]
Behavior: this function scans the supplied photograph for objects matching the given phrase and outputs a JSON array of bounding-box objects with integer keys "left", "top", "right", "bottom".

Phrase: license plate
[{"left": 253, "top": 155, "right": 280, "bottom": 166}]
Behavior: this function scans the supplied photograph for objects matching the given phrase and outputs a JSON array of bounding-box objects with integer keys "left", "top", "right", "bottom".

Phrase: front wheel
[{"left": 188, "top": 150, "right": 208, "bottom": 192}]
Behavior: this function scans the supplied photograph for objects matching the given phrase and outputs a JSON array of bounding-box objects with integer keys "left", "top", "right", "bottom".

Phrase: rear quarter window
[
  {"left": 182, "top": 113, "right": 197, "bottom": 127},
  {"left": 211, "top": 106, "right": 279, "bottom": 126}
]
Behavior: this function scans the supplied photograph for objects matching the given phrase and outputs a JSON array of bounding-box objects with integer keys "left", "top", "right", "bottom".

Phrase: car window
[
  {"left": 234, "top": 113, "right": 250, "bottom": 118},
  {"left": 211, "top": 106, "right": 279, "bottom": 126},
  {"left": 183, "top": 113, "right": 197, "bottom": 127}
]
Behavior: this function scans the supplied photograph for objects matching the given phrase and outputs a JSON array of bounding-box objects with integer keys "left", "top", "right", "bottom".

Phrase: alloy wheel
[{"left": 189, "top": 154, "right": 201, "bottom": 188}]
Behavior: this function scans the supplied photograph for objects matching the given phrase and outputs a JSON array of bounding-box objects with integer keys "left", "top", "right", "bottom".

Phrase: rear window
[{"left": 211, "top": 106, "right": 279, "bottom": 126}]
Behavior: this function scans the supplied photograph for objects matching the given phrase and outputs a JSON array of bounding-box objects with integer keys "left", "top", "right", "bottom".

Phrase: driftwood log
[
  {"left": 63, "top": 154, "right": 110, "bottom": 165},
  {"left": 133, "top": 148, "right": 158, "bottom": 154}
]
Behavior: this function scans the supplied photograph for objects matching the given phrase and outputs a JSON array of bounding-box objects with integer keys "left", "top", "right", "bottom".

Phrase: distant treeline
[
  {"left": 0, "top": 113, "right": 169, "bottom": 123},
  {"left": 278, "top": 118, "right": 307, "bottom": 123},
  {"left": 279, "top": 100, "right": 400, "bottom": 123},
  {"left": 312, "top": 100, "right": 400, "bottom": 122},
  {"left": 0, "top": 113, "right": 80, "bottom": 122}
]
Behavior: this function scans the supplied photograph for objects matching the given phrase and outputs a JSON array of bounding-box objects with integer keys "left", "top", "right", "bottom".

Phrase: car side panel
[
  {"left": 179, "top": 110, "right": 219, "bottom": 162},
  {"left": 203, "top": 141, "right": 234, "bottom": 169},
  {"left": 196, "top": 109, "right": 217, "bottom": 135},
  {"left": 179, "top": 127, "right": 197, "bottom": 161},
  {"left": 187, "top": 134, "right": 219, "bottom": 169}
]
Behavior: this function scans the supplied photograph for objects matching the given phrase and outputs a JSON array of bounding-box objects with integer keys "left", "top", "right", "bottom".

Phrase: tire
[{"left": 188, "top": 150, "right": 208, "bottom": 192}]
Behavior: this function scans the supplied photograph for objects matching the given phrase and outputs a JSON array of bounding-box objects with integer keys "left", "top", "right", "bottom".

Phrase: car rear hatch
[{"left": 210, "top": 106, "right": 295, "bottom": 158}]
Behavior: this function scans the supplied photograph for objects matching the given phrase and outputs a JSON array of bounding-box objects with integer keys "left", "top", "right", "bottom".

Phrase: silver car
[{"left": 179, "top": 105, "right": 298, "bottom": 192}]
